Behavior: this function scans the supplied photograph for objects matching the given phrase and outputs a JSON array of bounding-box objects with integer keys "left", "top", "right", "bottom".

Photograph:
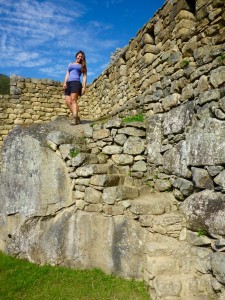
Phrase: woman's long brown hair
[{"left": 76, "top": 50, "right": 87, "bottom": 74}]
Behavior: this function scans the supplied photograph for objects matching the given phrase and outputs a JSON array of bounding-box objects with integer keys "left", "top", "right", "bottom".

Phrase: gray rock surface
[
  {"left": 186, "top": 118, "right": 225, "bottom": 166},
  {"left": 1, "top": 122, "right": 76, "bottom": 216},
  {"left": 180, "top": 190, "right": 225, "bottom": 237}
]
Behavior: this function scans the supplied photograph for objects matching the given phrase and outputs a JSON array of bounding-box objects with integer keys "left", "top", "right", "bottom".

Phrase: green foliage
[
  {"left": 197, "top": 228, "right": 206, "bottom": 237},
  {"left": 180, "top": 60, "right": 190, "bottom": 68},
  {"left": 218, "top": 53, "right": 225, "bottom": 64},
  {"left": 0, "top": 74, "right": 10, "bottom": 94},
  {"left": 69, "top": 149, "right": 79, "bottom": 158},
  {"left": 0, "top": 251, "right": 150, "bottom": 300},
  {"left": 219, "top": 20, "right": 225, "bottom": 28},
  {"left": 122, "top": 114, "right": 144, "bottom": 124}
]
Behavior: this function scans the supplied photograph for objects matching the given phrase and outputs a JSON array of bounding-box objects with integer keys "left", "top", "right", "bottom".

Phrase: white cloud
[{"left": 0, "top": 0, "right": 122, "bottom": 81}]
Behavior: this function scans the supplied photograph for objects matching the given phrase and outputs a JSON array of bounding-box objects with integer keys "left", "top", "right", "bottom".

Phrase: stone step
[
  {"left": 150, "top": 274, "right": 215, "bottom": 300},
  {"left": 144, "top": 253, "right": 197, "bottom": 276},
  {"left": 130, "top": 192, "right": 178, "bottom": 216},
  {"left": 102, "top": 185, "right": 139, "bottom": 204},
  {"left": 139, "top": 211, "right": 185, "bottom": 238}
]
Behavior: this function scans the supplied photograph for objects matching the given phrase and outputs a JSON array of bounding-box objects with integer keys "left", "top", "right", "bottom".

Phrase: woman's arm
[
  {"left": 63, "top": 69, "right": 69, "bottom": 89},
  {"left": 82, "top": 70, "right": 87, "bottom": 94}
]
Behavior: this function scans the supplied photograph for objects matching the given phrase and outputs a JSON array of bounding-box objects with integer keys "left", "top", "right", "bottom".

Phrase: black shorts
[{"left": 65, "top": 81, "right": 82, "bottom": 96}]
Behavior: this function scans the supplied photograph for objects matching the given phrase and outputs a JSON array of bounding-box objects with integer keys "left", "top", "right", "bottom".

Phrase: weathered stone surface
[
  {"left": 114, "top": 134, "right": 127, "bottom": 146},
  {"left": 76, "top": 165, "right": 95, "bottom": 177},
  {"left": 219, "top": 97, "right": 225, "bottom": 112},
  {"left": 196, "top": 75, "right": 209, "bottom": 95},
  {"left": 59, "top": 144, "right": 74, "bottom": 160},
  {"left": 163, "top": 101, "right": 195, "bottom": 135},
  {"left": 111, "top": 154, "right": 133, "bottom": 165},
  {"left": 207, "top": 166, "right": 224, "bottom": 177},
  {"left": 84, "top": 203, "right": 103, "bottom": 212},
  {"left": 149, "top": 213, "right": 184, "bottom": 237},
  {"left": 102, "top": 186, "right": 139, "bottom": 204},
  {"left": 71, "top": 153, "right": 88, "bottom": 167},
  {"left": 74, "top": 178, "right": 90, "bottom": 186},
  {"left": 93, "top": 129, "right": 110, "bottom": 140},
  {"left": 161, "top": 93, "right": 181, "bottom": 111},
  {"left": 198, "top": 89, "right": 221, "bottom": 105},
  {"left": 153, "top": 276, "right": 182, "bottom": 297},
  {"left": 181, "top": 83, "right": 194, "bottom": 100},
  {"left": 123, "top": 136, "right": 145, "bottom": 155},
  {"left": 186, "top": 231, "right": 212, "bottom": 247},
  {"left": 76, "top": 199, "right": 86, "bottom": 210},
  {"left": 182, "top": 36, "right": 197, "bottom": 57},
  {"left": 118, "top": 127, "right": 146, "bottom": 137},
  {"left": 180, "top": 190, "right": 225, "bottom": 236},
  {"left": 214, "top": 170, "right": 225, "bottom": 189},
  {"left": 154, "top": 180, "right": 172, "bottom": 192},
  {"left": 73, "top": 190, "right": 85, "bottom": 199},
  {"left": 5, "top": 209, "right": 145, "bottom": 278},
  {"left": 1, "top": 125, "right": 73, "bottom": 216},
  {"left": 104, "top": 118, "right": 122, "bottom": 128},
  {"left": 163, "top": 141, "right": 192, "bottom": 178},
  {"left": 212, "top": 239, "right": 225, "bottom": 252},
  {"left": 103, "top": 204, "right": 124, "bottom": 215},
  {"left": 131, "top": 161, "right": 147, "bottom": 172},
  {"left": 186, "top": 118, "right": 225, "bottom": 166},
  {"left": 214, "top": 108, "right": 225, "bottom": 120},
  {"left": 210, "top": 67, "right": 225, "bottom": 88},
  {"left": 76, "top": 164, "right": 109, "bottom": 177},
  {"left": 90, "top": 174, "right": 121, "bottom": 187},
  {"left": 146, "top": 114, "right": 163, "bottom": 165},
  {"left": 46, "top": 139, "right": 57, "bottom": 151},
  {"left": 211, "top": 253, "right": 225, "bottom": 284},
  {"left": 47, "top": 131, "right": 75, "bottom": 146},
  {"left": 130, "top": 193, "right": 177, "bottom": 215},
  {"left": 102, "top": 145, "right": 123, "bottom": 155},
  {"left": 171, "top": 178, "right": 193, "bottom": 196},
  {"left": 84, "top": 187, "right": 102, "bottom": 204},
  {"left": 191, "top": 167, "right": 214, "bottom": 189}
]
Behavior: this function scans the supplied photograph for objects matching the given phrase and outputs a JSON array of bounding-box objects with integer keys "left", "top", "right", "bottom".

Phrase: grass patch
[
  {"left": 69, "top": 149, "right": 79, "bottom": 158},
  {"left": 180, "top": 60, "right": 189, "bottom": 68},
  {"left": 197, "top": 228, "right": 206, "bottom": 237},
  {"left": 0, "top": 251, "right": 150, "bottom": 300},
  {"left": 218, "top": 53, "right": 225, "bottom": 64},
  {"left": 0, "top": 74, "right": 10, "bottom": 94},
  {"left": 122, "top": 114, "right": 144, "bottom": 124}
]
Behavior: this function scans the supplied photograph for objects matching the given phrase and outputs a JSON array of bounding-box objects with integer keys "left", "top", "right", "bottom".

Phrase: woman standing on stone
[{"left": 63, "top": 50, "right": 87, "bottom": 125}]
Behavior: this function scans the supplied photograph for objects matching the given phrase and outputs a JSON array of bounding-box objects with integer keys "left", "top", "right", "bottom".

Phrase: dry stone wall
[
  {"left": 0, "top": 118, "right": 218, "bottom": 299},
  {"left": 0, "top": 75, "right": 92, "bottom": 167},
  {"left": 0, "top": 77, "right": 66, "bottom": 166},
  {"left": 81, "top": 0, "right": 225, "bottom": 120},
  {"left": 0, "top": 0, "right": 225, "bottom": 298}
]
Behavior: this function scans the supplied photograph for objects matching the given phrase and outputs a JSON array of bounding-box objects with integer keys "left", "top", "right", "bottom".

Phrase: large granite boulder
[
  {"left": 6, "top": 208, "right": 145, "bottom": 278},
  {"left": 180, "top": 190, "right": 225, "bottom": 237},
  {"left": 1, "top": 118, "right": 84, "bottom": 217},
  {"left": 0, "top": 118, "right": 145, "bottom": 279}
]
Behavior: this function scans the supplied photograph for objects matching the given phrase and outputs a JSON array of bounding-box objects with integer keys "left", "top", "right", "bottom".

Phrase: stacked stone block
[
  {"left": 25, "top": 118, "right": 219, "bottom": 299},
  {"left": 46, "top": 118, "right": 148, "bottom": 212},
  {"left": 80, "top": 0, "right": 224, "bottom": 120}
]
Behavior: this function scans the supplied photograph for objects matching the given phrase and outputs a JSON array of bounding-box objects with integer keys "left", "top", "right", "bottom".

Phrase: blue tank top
[{"left": 68, "top": 63, "right": 82, "bottom": 81}]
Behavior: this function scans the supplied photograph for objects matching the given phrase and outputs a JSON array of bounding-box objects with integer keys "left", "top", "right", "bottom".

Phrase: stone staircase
[
  {"left": 46, "top": 120, "right": 217, "bottom": 299},
  {"left": 69, "top": 157, "right": 215, "bottom": 299},
  {"left": 143, "top": 237, "right": 215, "bottom": 300}
]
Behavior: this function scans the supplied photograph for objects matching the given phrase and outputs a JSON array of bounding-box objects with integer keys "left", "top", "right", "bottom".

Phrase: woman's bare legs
[
  {"left": 65, "top": 93, "right": 80, "bottom": 124},
  {"left": 65, "top": 93, "right": 79, "bottom": 116}
]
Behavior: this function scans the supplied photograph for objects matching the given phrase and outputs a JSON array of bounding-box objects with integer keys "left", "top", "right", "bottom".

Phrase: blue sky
[{"left": 0, "top": 0, "right": 165, "bottom": 84}]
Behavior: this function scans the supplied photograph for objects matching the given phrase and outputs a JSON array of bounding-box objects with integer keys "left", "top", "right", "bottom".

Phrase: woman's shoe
[{"left": 70, "top": 115, "right": 80, "bottom": 125}]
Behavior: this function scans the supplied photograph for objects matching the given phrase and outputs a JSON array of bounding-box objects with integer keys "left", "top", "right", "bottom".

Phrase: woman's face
[{"left": 76, "top": 53, "right": 83, "bottom": 63}]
